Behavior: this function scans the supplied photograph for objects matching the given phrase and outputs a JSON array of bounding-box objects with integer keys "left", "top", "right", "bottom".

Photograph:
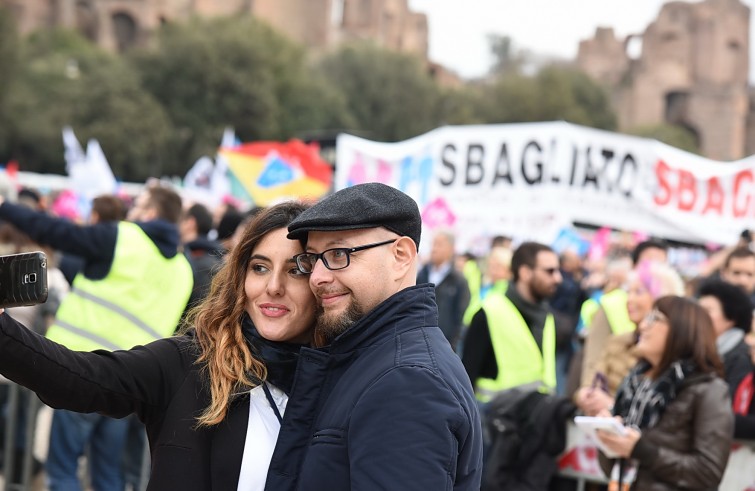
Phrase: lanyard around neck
[{"left": 261, "top": 383, "right": 283, "bottom": 424}]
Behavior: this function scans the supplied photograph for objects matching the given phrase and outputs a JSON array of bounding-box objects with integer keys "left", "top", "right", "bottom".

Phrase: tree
[
  {"left": 487, "top": 34, "right": 527, "bottom": 76},
  {"left": 479, "top": 65, "right": 617, "bottom": 130},
  {"left": 316, "top": 42, "right": 443, "bottom": 142},
  {"left": 435, "top": 87, "right": 485, "bottom": 127},
  {"left": 0, "top": 6, "right": 20, "bottom": 154},
  {"left": 130, "top": 16, "right": 352, "bottom": 174},
  {"left": 275, "top": 68, "right": 355, "bottom": 140},
  {"left": 626, "top": 123, "right": 700, "bottom": 154},
  {"left": 4, "top": 29, "right": 174, "bottom": 181}
]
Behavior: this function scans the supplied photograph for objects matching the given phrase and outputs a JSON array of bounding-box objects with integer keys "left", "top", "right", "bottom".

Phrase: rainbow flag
[{"left": 219, "top": 140, "right": 332, "bottom": 206}]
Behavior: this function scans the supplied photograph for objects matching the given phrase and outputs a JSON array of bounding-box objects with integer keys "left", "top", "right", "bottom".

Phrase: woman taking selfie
[
  {"left": 0, "top": 201, "right": 316, "bottom": 490},
  {"left": 596, "top": 295, "right": 732, "bottom": 491}
]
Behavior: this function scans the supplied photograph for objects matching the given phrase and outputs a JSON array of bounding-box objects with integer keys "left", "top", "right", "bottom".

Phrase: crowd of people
[
  {"left": 444, "top": 229, "right": 754, "bottom": 490},
  {"left": 0, "top": 179, "right": 752, "bottom": 490},
  {"left": 0, "top": 182, "right": 480, "bottom": 491}
]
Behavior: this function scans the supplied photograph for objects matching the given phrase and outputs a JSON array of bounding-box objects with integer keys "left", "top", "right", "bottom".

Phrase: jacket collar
[
  {"left": 327, "top": 284, "right": 438, "bottom": 354},
  {"left": 680, "top": 370, "right": 715, "bottom": 388}
]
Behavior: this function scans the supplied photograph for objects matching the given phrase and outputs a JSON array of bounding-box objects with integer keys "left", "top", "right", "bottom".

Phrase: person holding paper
[{"left": 596, "top": 295, "right": 733, "bottom": 491}]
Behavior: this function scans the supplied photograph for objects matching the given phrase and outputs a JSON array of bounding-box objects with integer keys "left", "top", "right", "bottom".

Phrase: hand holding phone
[{"left": 0, "top": 252, "right": 49, "bottom": 308}]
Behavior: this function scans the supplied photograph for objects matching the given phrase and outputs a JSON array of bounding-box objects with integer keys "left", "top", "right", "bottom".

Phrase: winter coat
[
  {"left": 0, "top": 313, "right": 263, "bottom": 490},
  {"left": 266, "top": 285, "right": 483, "bottom": 491},
  {"left": 482, "top": 388, "right": 576, "bottom": 491},
  {"left": 599, "top": 373, "right": 733, "bottom": 491}
]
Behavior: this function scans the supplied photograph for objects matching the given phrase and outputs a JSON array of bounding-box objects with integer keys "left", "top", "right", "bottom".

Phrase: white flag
[
  {"left": 62, "top": 126, "right": 85, "bottom": 174},
  {"left": 63, "top": 128, "right": 117, "bottom": 199},
  {"left": 220, "top": 127, "right": 237, "bottom": 149},
  {"left": 181, "top": 128, "right": 237, "bottom": 208},
  {"left": 83, "top": 139, "right": 117, "bottom": 195},
  {"left": 184, "top": 156, "right": 215, "bottom": 192},
  {"left": 182, "top": 156, "right": 222, "bottom": 208}
]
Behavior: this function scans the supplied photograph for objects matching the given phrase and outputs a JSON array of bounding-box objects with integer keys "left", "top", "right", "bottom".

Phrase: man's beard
[
  {"left": 531, "top": 280, "right": 556, "bottom": 304},
  {"left": 314, "top": 297, "right": 366, "bottom": 347}
]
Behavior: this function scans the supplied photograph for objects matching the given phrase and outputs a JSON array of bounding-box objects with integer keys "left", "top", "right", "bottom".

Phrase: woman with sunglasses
[
  {"left": 0, "top": 201, "right": 317, "bottom": 490},
  {"left": 596, "top": 296, "right": 732, "bottom": 491}
]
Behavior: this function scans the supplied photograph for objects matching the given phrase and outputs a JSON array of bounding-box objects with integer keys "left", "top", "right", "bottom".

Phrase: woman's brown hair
[
  {"left": 184, "top": 200, "right": 309, "bottom": 426},
  {"left": 652, "top": 295, "right": 723, "bottom": 378}
]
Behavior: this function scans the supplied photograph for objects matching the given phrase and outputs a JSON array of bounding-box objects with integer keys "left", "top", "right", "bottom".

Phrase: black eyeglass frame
[{"left": 294, "top": 239, "right": 397, "bottom": 273}]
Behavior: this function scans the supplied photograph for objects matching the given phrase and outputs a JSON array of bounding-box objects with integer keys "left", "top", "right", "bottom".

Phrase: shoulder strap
[{"left": 262, "top": 383, "right": 283, "bottom": 423}]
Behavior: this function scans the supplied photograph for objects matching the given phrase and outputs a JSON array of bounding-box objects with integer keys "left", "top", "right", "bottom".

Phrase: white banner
[{"left": 335, "top": 122, "right": 755, "bottom": 253}]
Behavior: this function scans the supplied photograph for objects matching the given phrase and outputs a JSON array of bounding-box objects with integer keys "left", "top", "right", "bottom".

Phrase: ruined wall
[
  {"left": 2, "top": 0, "right": 427, "bottom": 57},
  {"left": 577, "top": 0, "right": 751, "bottom": 161},
  {"left": 340, "top": 0, "right": 427, "bottom": 58},
  {"left": 253, "top": 0, "right": 332, "bottom": 48},
  {"left": 576, "top": 27, "right": 630, "bottom": 87}
]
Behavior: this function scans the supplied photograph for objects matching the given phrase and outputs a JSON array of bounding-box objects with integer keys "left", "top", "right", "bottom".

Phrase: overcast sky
[{"left": 408, "top": 0, "right": 754, "bottom": 81}]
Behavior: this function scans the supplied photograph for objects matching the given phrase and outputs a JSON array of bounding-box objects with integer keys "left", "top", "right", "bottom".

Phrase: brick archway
[{"left": 111, "top": 10, "right": 138, "bottom": 52}]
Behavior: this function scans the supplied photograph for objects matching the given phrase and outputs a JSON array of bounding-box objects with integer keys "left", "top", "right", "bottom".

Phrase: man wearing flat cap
[{"left": 265, "top": 182, "right": 483, "bottom": 490}]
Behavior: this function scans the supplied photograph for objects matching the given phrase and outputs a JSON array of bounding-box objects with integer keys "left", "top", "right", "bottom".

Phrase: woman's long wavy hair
[{"left": 184, "top": 201, "right": 309, "bottom": 427}]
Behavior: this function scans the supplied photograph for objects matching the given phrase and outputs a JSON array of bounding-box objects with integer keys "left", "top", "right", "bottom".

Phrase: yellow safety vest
[
  {"left": 461, "top": 260, "right": 483, "bottom": 326},
  {"left": 579, "top": 298, "right": 600, "bottom": 331},
  {"left": 599, "top": 289, "right": 635, "bottom": 335},
  {"left": 464, "top": 279, "right": 507, "bottom": 327},
  {"left": 474, "top": 293, "right": 556, "bottom": 402},
  {"left": 47, "top": 222, "right": 193, "bottom": 351}
]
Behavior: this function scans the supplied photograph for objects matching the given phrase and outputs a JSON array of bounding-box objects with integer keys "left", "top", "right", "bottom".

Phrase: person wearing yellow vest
[
  {"left": 0, "top": 185, "right": 193, "bottom": 491},
  {"left": 461, "top": 242, "right": 563, "bottom": 403},
  {"left": 463, "top": 246, "right": 511, "bottom": 327},
  {"left": 459, "top": 253, "right": 483, "bottom": 326}
]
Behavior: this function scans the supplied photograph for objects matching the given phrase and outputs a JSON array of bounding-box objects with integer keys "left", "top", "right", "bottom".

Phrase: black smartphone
[{"left": 0, "top": 251, "right": 49, "bottom": 308}]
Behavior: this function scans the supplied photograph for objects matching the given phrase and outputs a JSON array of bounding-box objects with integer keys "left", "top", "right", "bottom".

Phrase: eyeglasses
[
  {"left": 643, "top": 309, "right": 668, "bottom": 326},
  {"left": 294, "top": 239, "right": 397, "bottom": 273}
]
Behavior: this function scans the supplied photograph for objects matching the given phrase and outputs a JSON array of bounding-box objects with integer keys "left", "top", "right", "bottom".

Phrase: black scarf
[
  {"left": 505, "top": 283, "right": 549, "bottom": 350},
  {"left": 613, "top": 359, "right": 697, "bottom": 429},
  {"left": 241, "top": 314, "right": 302, "bottom": 395}
]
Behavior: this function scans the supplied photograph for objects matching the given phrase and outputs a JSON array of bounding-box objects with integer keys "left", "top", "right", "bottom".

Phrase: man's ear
[
  {"left": 142, "top": 206, "right": 159, "bottom": 222},
  {"left": 392, "top": 236, "right": 417, "bottom": 272},
  {"left": 518, "top": 264, "right": 532, "bottom": 283}
]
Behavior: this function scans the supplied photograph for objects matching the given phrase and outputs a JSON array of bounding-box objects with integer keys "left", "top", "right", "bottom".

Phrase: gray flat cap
[{"left": 287, "top": 182, "right": 421, "bottom": 249}]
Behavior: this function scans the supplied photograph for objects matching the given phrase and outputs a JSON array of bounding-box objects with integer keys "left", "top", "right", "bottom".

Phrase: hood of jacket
[
  {"left": 135, "top": 219, "right": 182, "bottom": 259},
  {"left": 185, "top": 236, "right": 225, "bottom": 257}
]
